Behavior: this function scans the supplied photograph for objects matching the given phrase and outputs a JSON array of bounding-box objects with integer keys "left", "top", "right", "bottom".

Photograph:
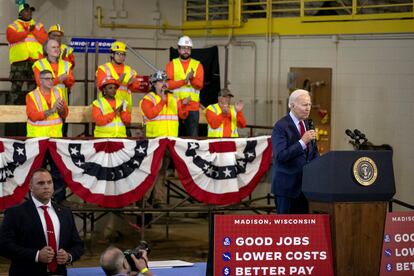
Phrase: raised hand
[
  {"left": 235, "top": 100, "right": 244, "bottom": 112},
  {"left": 58, "top": 73, "right": 68, "bottom": 83}
]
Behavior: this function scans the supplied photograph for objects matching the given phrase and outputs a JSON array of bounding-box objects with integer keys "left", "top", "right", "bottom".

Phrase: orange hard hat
[{"left": 99, "top": 78, "right": 120, "bottom": 91}]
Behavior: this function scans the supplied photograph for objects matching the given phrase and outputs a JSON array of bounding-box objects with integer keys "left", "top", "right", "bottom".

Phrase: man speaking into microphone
[{"left": 271, "top": 89, "right": 319, "bottom": 214}]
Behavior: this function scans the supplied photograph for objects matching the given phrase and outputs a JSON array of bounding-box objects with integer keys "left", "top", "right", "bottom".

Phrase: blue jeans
[{"left": 181, "top": 111, "right": 199, "bottom": 137}]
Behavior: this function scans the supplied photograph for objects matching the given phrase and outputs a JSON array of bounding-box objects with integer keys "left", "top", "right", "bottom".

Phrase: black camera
[{"left": 124, "top": 241, "right": 150, "bottom": 271}]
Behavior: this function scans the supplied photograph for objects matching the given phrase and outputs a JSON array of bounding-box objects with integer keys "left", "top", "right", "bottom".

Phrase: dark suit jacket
[
  {"left": 0, "top": 199, "right": 84, "bottom": 276},
  {"left": 271, "top": 114, "right": 319, "bottom": 198}
]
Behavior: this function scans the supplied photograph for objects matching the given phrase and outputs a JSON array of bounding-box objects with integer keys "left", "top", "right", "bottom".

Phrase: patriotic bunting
[
  {"left": 0, "top": 137, "right": 271, "bottom": 209},
  {"left": 168, "top": 136, "right": 272, "bottom": 205},
  {"left": 48, "top": 138, "right": 167, "bottom": 207},
  {"left": 0, "top": 138, "right": 48, "bottom": 210}
]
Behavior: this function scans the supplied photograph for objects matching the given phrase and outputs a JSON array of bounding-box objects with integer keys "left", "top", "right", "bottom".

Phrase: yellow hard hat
[
  {"left": 48, "top": 24, "right": 64, "bottom": 34},
  {"left": 111, "top": 41, "right": 127, "bottom": 53}
]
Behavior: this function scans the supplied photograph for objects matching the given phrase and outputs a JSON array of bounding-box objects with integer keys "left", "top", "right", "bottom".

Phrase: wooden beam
[{"left": 0, "top": 105, "right": 206, "bottom": 124}]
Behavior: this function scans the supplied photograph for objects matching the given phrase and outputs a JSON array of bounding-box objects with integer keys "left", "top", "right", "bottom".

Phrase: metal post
[{"left": 126, "top": 45, "right": 158, "bottom": 71}]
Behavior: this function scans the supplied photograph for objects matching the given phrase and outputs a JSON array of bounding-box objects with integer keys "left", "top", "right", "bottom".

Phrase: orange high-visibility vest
[
  {"left": 140, "top": 92, "right": 179, "bottom": 138},
  {"left": 8, "top": 19, "right": 43, "bottom": 64},
  {"left": 26, "top": 87, "right": 64, "bottom": 137}
]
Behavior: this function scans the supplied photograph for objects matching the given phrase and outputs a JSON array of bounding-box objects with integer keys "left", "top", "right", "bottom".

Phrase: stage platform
[{"left": 68, "top": 262, "right": 206, "bottom": 276}]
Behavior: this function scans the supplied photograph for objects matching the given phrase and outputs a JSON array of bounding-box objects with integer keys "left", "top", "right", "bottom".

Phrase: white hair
[{"left": 288, "top": 89, "right": 310, "bottom": 109}]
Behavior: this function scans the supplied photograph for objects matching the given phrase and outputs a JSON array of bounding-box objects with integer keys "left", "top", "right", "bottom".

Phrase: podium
[{"left": 302, "top": 151, "right": 395, "bottom": 276}]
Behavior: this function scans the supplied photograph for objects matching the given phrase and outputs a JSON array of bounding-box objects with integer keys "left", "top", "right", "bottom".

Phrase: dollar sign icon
[
  {"left": 222, "top": 267, "right": 231, "bottom": 275},
  {"left": 386, "top": 264, "right": 392, "bottom": 272}
]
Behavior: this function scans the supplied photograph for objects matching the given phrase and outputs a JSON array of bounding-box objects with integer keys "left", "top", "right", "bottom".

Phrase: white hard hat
[{"left": 177, "top": 36, "right": 193, "bottom": 47}]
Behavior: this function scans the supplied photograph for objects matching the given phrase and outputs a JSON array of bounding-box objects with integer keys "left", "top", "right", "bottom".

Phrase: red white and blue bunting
[
  {"left": 0, "top": 138, "right": 48, "bottom": 210},
  {"left": 168, "top": 136, "right": 272, "bottom": 205},
  {"left": 48, "top": 138, "right": 167, "bottom": 208},
  {"left": 0, "top": 137, "right": 272, "bottom": 209}
]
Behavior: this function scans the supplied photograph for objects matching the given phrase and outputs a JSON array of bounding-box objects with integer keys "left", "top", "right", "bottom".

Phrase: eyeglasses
[
  {"left": 115, "top": 52, "right": 126, "bottom": 56},
  {"left": 40, "top": 77, "right": 55, "bottom": 81}
]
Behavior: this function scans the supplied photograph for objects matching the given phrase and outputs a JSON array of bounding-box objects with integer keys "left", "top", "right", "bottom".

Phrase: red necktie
[
  {"left": 40, "top": 205, "right": 58, "bottom": 272},
  {"left": 299, "top": 121, "right": 309, "bottom": 151},
  {"left": 299, "top": 121, "right": 306, "bottom": 137}
]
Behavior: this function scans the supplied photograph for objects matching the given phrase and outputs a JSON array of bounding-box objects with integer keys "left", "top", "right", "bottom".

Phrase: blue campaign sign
[{"left": 70, "top": 38, "right": 116, "bottom": 53}]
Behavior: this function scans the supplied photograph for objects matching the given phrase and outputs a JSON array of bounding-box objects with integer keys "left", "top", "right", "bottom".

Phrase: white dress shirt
[
  {"left": 289, "top": 111, "right": 307, "bottom": 150},
  {"left": 32, "top": 195, "right": 61, "bottom": 262}
]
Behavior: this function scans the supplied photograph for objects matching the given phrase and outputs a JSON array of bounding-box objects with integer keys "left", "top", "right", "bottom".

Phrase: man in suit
[
  {"left": 271, "top": 89, "right": 319, "bottom": 214},
  {"left": 0, "top": 168, "right": 84, "bottom": 276}
]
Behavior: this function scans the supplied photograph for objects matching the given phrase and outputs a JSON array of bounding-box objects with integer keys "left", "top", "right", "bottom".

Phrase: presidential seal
[{"left": 353, "top": 157, "right": 378, "bottom": 186}]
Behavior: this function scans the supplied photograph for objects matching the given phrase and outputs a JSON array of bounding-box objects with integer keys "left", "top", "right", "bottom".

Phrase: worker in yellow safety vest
[
  {"left": 205, "top": 88, "right": 247, "bottom": 138},
  {"left": 96, "top": 41, "right": 141, "bottom": 114},
  {"left": 47, "top": 24, "right": 75, "bottom": 68},
  {"left": 166, "top": 36, "right": 204, "bottom": 137},
  {"left": 6, "top": 3, "right": 48, "bottom": 136},
  {"left": 26, "top": 69, "right": 68, "bottom": 138},
  {"left": 32, "top": 39, "right": 75, "bottom": 104},
  {"left": 139, "top": 70, "right": 189, "bottom": 207},
  {"left": 26, "top": 69, "right": 69, "bottom": 203},
  {"left": 140, "top": 70, "right": 190, "bottom": 138},
  {"left": 92, "top": 78, "right": 131, "bottom": 138}
]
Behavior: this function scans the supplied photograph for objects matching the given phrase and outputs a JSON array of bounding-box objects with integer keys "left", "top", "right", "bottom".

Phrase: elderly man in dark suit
[
  {"left": 0, "top": 168, "right": 84, "bottom": 276},
  {"left": 271, "top": 89, "right": 319, "bottom": 214}
]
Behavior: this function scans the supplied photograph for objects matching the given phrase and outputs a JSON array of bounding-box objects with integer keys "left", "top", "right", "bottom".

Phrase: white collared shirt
[{"left": 32, "top": 195, "right": 61, "bottom": 262}]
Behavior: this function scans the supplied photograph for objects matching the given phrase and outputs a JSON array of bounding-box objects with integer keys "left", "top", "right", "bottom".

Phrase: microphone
[
  {"left": 353, "top": 129, "right": 365, "bottom": 138},
  {"left": 354, "top": 129, "right": 367, "bottom": 143},
  {"left": 307, "top": 119, "right": 316, "bottom": 144},
  {"left": 162, "top": 89, "right": 173, "bottom": 94},
  {"left": 307, "top": 119, "right": 315, "bottom": 130},
  {"left": 345, "top": 129, "right": 357, "bottom": 139}
]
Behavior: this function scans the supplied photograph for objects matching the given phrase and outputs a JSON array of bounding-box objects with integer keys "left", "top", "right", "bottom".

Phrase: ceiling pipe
[{"left": 96, "top": 6, "right": 243, "bottom": 31}]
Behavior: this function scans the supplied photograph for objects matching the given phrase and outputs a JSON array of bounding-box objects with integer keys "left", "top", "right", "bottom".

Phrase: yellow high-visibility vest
[
  {"left": 98, "top": 62, "right": 135, "bottom": 111},
  {"left": 60, "top": 44, "right": 73, "bottom": 59},
  {"left": 171, "top": 58, "right": 201, "bottom": 102},
  {"left": 206, "top": 103, "right": 239, "bottom": 138},
  {"left": 140, "top": 92, "right": 179, "bottom": 138},
  {"left": 33, "top": 58, "right": 72, "bottom": 102},
  {"left": 93, "top": 96, "right": 127, "bottom": 138},
  {"left": 8, "top": 19, "right": 44, "bottom": 64},
  {"left": 26, "top": 87, "right": 65, "bottom": 137}
]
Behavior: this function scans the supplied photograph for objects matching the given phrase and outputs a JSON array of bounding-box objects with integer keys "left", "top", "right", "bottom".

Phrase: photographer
[{"left": 100, "top": 246, "right": 153, "bottom": 276}]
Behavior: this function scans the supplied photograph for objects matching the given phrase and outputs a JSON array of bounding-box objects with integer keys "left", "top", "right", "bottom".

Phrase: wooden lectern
[{"left": 302, "top": 151, "right": 395, "bottom": 276}]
